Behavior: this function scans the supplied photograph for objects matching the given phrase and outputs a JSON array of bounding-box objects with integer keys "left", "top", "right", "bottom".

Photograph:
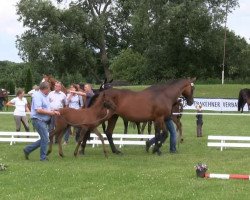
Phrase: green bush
[
  {"left": 0, "top": 79, "right": 15, "bottom": 94},
  {"left": 25, "top": 68, "right": 33, "bottom": 93}
]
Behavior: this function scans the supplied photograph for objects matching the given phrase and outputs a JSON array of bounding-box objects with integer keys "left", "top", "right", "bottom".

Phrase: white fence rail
[
  {"left": 0, "top": 132, "right": 40, "bottom": 145},
  {"left": 0, "top": 132, "right": 154, "bottom": 147},
  {"left": 207, "top": 135, "right": 250, "bottom": 151}
]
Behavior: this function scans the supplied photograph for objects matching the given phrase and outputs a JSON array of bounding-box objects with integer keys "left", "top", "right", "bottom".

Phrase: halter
[{"left": 59, "top": 109, "right": 110, "bottom": 127}]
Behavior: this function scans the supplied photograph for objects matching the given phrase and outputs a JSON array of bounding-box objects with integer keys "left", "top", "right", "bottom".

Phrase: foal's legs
[
  {"left": 47, "top": 124, "right": 67, "bottom": 157},
  {"left": 74, "top": 127, "right": 88, "bottom": 157},
  {"left": 79, "top": 130, "right": 90, "bottom": 155},
  {"left": 47, "top": 130, "right": 55, "bottom": 156},
  {"left": 57, "top": 128, "right": 67, "bottom": 157},
  {"left": 93, "top": 128, "right": 108, "bottom": 158}
]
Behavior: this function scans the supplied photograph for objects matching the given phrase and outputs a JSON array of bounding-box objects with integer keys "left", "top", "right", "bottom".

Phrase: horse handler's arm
[
  {"left": 36, "top": 109, "right": 60, "bottom": 116},
  {"left": 70, "top": 90, "right": 86, "bottom": 96},
  {"left": 6, "top": 101, "right": 14, "bottom": 107}
]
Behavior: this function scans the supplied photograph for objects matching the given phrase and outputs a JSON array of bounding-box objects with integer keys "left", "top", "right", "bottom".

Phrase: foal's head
[{"left": 181, "top": 78, "right": 196, "bottom": 106}]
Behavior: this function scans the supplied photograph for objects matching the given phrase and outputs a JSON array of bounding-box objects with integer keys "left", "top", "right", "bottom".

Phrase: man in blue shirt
[{"left": 23, "top": 82, "right": 60, "bottom": 161}]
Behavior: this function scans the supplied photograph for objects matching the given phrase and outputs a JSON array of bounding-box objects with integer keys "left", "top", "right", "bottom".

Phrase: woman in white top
[
  {"left": 6, "top": 89, "right": 30, "bottom": 132},
  {"left": 64, "top": 84, "right": 84, "bottom": 144}
]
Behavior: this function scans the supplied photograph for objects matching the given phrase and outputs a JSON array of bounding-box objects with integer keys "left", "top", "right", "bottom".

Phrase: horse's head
[
  {"left": 88, "top": 91, "right": 116, "bottom": 111},
  {"left": 181, "top": 78, "right": 196, "bottom": 106},
  {"left": 99, "top": 78, "right": 113, "bottom": 92},
  {"left": 102, "top": 91, "right": 116, "bottom": 111}
]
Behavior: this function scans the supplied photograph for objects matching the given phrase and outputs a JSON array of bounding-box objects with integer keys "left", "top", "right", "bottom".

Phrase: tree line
[{"left": 1, "top": 0, "right": 250, "bottom": 93}]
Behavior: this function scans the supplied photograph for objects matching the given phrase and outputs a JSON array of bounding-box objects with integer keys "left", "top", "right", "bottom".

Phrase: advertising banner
[{"left": 183, "top": 98, "right": 248, "bottom": 112}]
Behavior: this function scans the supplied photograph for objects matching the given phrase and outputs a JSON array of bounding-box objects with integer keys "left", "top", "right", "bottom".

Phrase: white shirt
[
  {"left": 48, "top": 91, "right": 66, "bottom": 110},
  {"left": 10, "top": 97, "right": 28, "bottom": 116},
  {"left": 28, "top": 89, "right": 38, "bottom": 98},
  {"left": 66, "top": 94, "right": 84, "bottom": 109}
]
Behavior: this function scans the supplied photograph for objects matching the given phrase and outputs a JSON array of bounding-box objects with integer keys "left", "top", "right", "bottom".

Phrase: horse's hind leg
[
  {"left": 152, "top": 122, "right": 161, "bottom": 155},
  {"left": 152, "top": 119, "right": 165, "bottom": 156},
  {"left": 123, "top": 118, "right": 128, "bottom": 134},
  {"left": 101, "top": 122, "right": 106, "bottom": 133},
  {"left": 136, "top": 122, "right": 141, "bottom": 135},
  {"left": 93, "top": 128, "right": 108, "bottom": 158},
  {"left": 141, "top": 122, "right": 147, "bottom": 135},
  {"left": 148, "top": 121, "right": 152, "bottom": 135},
  {"left": 79, "top": 130, "right": 90, "bottom": 155},
  {"left": 106, "top": 115, "right": 122, "bottom": 154}
]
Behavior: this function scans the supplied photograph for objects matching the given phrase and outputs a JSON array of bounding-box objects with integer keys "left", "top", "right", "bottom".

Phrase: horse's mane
[
  {"left": 145, "top": 79, "right": 185, "bottom": 91},
  {"left": 88, "top": 93, "right": 100, "bottom": 107}
]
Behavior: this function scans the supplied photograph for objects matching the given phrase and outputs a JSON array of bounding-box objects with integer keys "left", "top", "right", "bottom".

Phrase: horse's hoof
[
  {"left": 180, "top": 138, "right": 184, "bottom": 143},
  {"left": 79, "top": 151, "right": 85, "bottom": 156},
  {"left": 156, "top": 150, "right": 162, "bottom": 156},
  {"left": 114, "top": 150, "right": 123, "bottom": 155},
  {"left": 46, "top": 151, "right": 51, "bottom": 156},
  {"left": 59, "top": 153, "right": 64, "bottom": 158},
  {"left": 152, "top": 146, "right": 158, "bottom": 154},
  {"left": 145, "top": 140, "right": 150, "bottom": 152}
]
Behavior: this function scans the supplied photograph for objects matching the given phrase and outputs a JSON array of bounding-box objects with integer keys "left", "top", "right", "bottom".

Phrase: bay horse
[
  {"left": 46, "top": 92, "right": 116, "bottom": 158},
  {"left": 238, "top": 88, "right": 250, "bottom": 112},
  {"left": 140, "top": 98, "right": 184, "bottom": 143},
  {"left": 96, "top": 79, "right": 142, "bottom": 135},
  {"left": 81, "top": 78, "right": 196, "bottom": 155}
]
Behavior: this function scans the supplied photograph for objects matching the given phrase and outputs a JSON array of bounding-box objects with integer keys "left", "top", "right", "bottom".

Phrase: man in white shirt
[{"left": 48, "top": 81, "right": 66, "bottom": 142}]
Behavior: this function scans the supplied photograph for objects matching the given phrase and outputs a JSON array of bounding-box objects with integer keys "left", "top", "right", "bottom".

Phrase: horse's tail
[{"left": 238, "top": 90, "right": 245, "bottom": 112}]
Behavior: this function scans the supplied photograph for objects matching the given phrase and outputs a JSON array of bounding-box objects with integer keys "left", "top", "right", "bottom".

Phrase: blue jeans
[
  {"left": 0, "top": 98, "right": 4, "bottom": 110},
  {"left": 24, "top": 119, "right": 49, "bottom": 160},
  {"left": 148, "top": 118, "right": 176, "bottom": 152}
]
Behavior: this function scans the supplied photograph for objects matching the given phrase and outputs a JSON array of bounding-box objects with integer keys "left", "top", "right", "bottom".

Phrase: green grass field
[{"left": 1, "top": 84, "right": 250, "bottom": 200}]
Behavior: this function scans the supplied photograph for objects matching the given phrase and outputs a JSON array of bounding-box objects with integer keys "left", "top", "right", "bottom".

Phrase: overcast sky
[{"left": 0, "top": 0, "right": 249, "bottom": 63}]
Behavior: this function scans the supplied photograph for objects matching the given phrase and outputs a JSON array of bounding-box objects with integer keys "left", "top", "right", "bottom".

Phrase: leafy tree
[
  {"left": 15, "top": 0, "right": 250, "bottom": 84},
  {"left": 110, "top": 48, "right": 147, "bottom": 84},
  {"left": 25, "top": 68, "right": 33, "bottom": 93},
  {"left": 16, "top": 0, "right": 133, "bottom": 82}
]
